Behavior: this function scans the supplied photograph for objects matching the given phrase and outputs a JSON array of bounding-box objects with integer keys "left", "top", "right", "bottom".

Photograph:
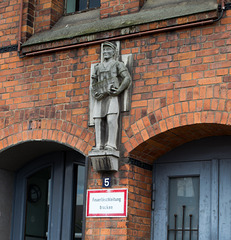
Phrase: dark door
[
  {"left": 153, "top": 159, "right": 231, "bottom": 240},
  {"left": 12, "top": 151, "right": 86, "bottom": 240}
]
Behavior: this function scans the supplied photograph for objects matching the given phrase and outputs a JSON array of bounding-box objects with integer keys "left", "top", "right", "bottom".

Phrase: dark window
[
  {"left": 66, "top": 0, "right": 100, "bottom": 14},
  {"left": 12, "top": 151, "right": 86, "bottom": 240},
  {"left": 25, "top": 167, "right": 51, "bottom": 240}
]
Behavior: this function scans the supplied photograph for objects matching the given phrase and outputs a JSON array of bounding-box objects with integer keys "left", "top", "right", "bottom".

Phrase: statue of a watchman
[{"left": 91, "top": 42, "right": 131, "bottom": 151}]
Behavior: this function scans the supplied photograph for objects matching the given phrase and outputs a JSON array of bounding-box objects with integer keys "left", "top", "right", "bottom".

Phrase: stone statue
[{"left": 91, "top": 41, "right": 132, "bottom": 152}]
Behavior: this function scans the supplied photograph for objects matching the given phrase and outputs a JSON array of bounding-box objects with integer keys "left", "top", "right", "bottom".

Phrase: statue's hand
[
  {"left": 108, "top": 85, "right": 120, "bottom": 96},
  {"left": 94, "top": 92, "right": 106, "bottom": 100}
]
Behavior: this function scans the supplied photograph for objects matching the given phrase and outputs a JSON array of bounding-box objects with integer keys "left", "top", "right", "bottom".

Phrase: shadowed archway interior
[
  {"left": 0, "top": 141, "right": 74, "bottom": 171},
  {"left": 130, "top": 123, "right": 231, "bottom": 164}
]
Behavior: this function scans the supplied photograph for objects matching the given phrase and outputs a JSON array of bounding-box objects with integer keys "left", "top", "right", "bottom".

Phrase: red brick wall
[
  {"left": 86, "top": 163, "right": 152, "bottom": 240},
  {"left": 1, "top": 0, "right": 231, "bottom": 239},
  {"left": 34, "top": 0, "right": 64, "bottom": 33},
  {"left": 121, "top": 10, "right": 231, "bottom": 163},
  {"left": 0, "top": 0, "right": 19, "bottom": 48},
  {"left": 86, "top": 166, "right": 129, "bottom": 240},
  {"left": 127, "top": 165, "right": 152, "bottom": 239},
  {"left": 22, "top": 0, "right": 35, "bottom": 40},
  {"left": 21, "top": 0, "right": 64, "bottom": 40},
  {"left": 100, "top": 0, "right": 143, "bottom": 19}
]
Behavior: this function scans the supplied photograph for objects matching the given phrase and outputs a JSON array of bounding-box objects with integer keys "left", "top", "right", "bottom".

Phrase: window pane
[
  {"left": 78, "top": 0, "right": 87, "bottom": 11},
  {"left": 25, "top": 167, "right": 51, "bottom": 240},
  {"left": 66, "top": 0, "right": 100, "bottom": 13},
  {"left": 73, "top": 165, "right": 85, "bottom": 240},
  {"left": 89, "top": 0, "right": 100, "bottom": 9},
  {"left": 168, "top": 177, "right": 199, "bottom": 240},
  {"left": 66, "top": 0, "right": 76, "bottom": 14}
]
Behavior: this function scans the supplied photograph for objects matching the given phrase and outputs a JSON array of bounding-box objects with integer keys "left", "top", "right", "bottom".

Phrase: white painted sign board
[{"left": 86, "top": 188, "right": 128, "bottom": 217}]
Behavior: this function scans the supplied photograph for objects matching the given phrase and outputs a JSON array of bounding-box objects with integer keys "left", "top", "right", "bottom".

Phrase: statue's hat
[{"left": 102, "top": 41, "right": 117, "bottom": 50}]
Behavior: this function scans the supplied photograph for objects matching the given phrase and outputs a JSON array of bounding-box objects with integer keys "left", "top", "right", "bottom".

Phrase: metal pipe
[
  {"left": 214, "top": 0, "right": 225, "bottom": 22},
  {"left": 18, "top": 0, "right": 23, "bottom": 53},
  {"left": 24, "top": 0, "right": 225, "bottom": 57},
  {"left": 174, "top": 214, "right": 177, "bottom": 240},
  {"left": 182, "top": 206, "right": 185, "bottom": 240},
  {"left": 221, "top": 0, "right": 225, "bottom": 9},
  {"left": 167, "top": 224, "right": 169, "bottom": 240},
  {"left": 189, "top": 214, "right": 192, "bottom": 240}
]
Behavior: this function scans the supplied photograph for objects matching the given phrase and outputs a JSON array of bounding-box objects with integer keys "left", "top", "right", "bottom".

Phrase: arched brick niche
[
  {"left": 125, "top": 124, "right": 231, "bottom": 239},
  {"left": 129, "top": 122, "right": 231, "bottom": 165},
  {"left": 0, "top": 140, "right": 85, "bottom": 240}
]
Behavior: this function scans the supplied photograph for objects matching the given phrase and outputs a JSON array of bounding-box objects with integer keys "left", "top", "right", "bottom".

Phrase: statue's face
[{"left": 103, "top": 46, "right": 114, "bottom": 60}]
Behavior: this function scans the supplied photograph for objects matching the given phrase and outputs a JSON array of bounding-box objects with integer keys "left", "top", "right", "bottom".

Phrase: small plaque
[
  {"left": 103, "top": 177, "right": 111, "bottom": 188},
  {"left": 86, "top": 188, "right": 128, "bottom": 217}
]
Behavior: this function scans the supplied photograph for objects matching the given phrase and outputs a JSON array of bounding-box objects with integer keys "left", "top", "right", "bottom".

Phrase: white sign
[{"left": 86, "top": 188, "right": 128, "bottom": 217}]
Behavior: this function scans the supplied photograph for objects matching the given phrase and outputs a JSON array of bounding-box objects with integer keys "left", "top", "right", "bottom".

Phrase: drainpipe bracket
[{"left": 218, "top": 3, "right": 231, "bottom": 11}]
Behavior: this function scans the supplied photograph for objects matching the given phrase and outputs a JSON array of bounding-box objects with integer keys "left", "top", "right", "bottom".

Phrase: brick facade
[
  {"left": 100, "top": 0, "right": 145, "bottom": 19},
  {"left": 1, "top": 0, "right": 231, "bottom": 239}
]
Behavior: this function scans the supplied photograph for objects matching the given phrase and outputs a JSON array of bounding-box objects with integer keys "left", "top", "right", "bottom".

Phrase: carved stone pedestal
[{"left": 89, "top": 149, "right": 119, "bottom": 172}]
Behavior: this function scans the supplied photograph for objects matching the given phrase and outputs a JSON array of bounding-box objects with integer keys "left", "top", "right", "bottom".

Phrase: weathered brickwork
[
  {"left": 127, "top": 164, "right": 152, "bottom": 239},
  {"left": 0, "top": 0, "right": 19, "bottom": 48},
  {"left": 86, "top": 163, "right": 152, "bottom": 240},
  {"left": 34, "top": 0, "right": 64, "bottom": 33},
  {"left": 100, "top": 0, "right": 144, "bottom": 19},
  {"left": 1, "top": 0, "right": 231, "bottom": 239}
]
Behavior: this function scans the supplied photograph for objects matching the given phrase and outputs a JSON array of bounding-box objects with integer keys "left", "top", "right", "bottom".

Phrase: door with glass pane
[
  {"left": 153, "top": 159, "right": 231, "bottom": 240},
  {"left": 12, "top": 151, "right": 86, "bottom": 240},
  {"left": 61, "top": 153, "right": 86, "bottom": 240},
  {"left": 25, "top": 167, "right": 51, "bottom": 240},
  {"left": 153, "top": 161, "right": 212, "bottom": 240}
]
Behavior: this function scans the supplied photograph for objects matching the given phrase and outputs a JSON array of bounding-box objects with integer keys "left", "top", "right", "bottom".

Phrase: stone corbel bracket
[{"left": 89, "top": 150, "right": 119, "bottom": 172}]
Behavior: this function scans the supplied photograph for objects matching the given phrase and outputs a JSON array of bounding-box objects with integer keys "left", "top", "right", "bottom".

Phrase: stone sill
[{"left": 21, "top": 0, "right": 218, "bottom": 55}]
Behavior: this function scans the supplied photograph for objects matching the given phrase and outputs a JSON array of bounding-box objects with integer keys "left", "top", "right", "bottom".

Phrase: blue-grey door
[
  {"left": 153, "top": 159, "right": 231, "bottom": 240},
  {"left": 11, "top": 151, "right": 86, "bottom": 240}
]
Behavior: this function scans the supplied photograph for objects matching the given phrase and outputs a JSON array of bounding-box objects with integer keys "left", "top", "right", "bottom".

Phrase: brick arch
[
  {"left": 0, "top": 118, "right": 95, "bottom": 156},
  {"left": 123, "top": 108, "right": 231, "bottom": 163}
]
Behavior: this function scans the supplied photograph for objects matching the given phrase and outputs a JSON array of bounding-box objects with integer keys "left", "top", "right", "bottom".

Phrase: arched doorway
[
  {"left": 0, "top": 141, "right": 86, "bottom": 240},
  {"left": 152, "top": 136, "right": 231, "bottom": 240}
]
